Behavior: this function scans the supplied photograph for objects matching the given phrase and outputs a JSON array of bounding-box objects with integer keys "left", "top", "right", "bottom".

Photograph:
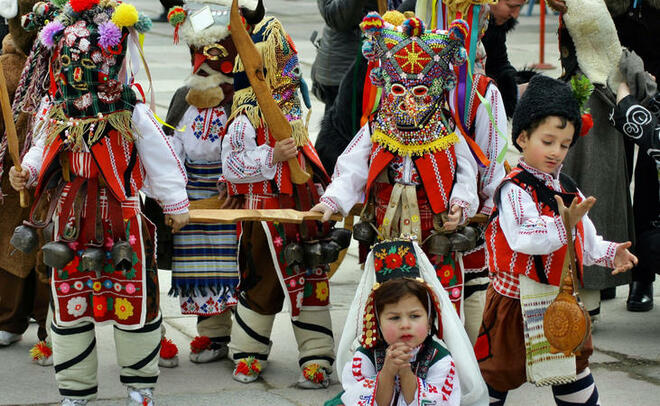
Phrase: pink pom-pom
[
  {"left": 40, "top": 20, "right": 64, "bottom": 49},
  {"left": 98, "top": 21, "right": 122, "bottom": 49}
]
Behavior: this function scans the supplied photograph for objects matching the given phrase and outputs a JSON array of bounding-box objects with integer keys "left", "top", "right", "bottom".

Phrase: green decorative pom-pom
[
  {"left": 167, "top": 6, "right": 186, "bottom": 27},
  {"left": 135, "top": 12, "right": 153, "bottom": 33}
]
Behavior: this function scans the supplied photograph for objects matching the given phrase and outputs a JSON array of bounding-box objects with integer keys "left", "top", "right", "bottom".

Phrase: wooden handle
[
  {"left": 190, "top": 208, "right": 343, "bottom": 224},
  {"left": 230, "top": 0, "right": 310, "bottom": 184},
  {"left": 0, "top": 60, "right": 29, "bottom": 208}
]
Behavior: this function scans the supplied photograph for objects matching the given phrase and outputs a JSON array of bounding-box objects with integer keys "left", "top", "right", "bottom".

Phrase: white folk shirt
[{"left": 171, "top": 105, "right": 228, "bottom": 164}]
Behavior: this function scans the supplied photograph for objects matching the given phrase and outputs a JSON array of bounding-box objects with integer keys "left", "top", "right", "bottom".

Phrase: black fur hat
[{"left": 511, "top": 75, "right": 581, "bottom": 151}]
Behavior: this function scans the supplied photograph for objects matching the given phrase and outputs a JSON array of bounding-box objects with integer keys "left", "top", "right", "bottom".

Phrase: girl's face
[{"left": 379, "top": 294, "right": 430, "bottom": 348}]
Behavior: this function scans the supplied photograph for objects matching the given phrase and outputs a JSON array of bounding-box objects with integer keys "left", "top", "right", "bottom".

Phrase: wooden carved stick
[
  {"left": 229, "top": 0, "right": 310, "bottom": 184},
  {"left": 0, "top": 59, "right": 28, "bottom": 207}
]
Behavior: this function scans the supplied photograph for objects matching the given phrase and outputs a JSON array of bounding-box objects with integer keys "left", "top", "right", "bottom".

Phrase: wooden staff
[
  {"left": 230, "top": 0, "right": 310, "bottom": 184},
  {"left": 0, "top": 59, "right": 28, "bottom": 208}
]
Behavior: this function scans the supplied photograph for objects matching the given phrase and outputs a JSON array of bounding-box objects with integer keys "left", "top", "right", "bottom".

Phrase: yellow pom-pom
[
  {"left": 383, "top": 10, "right": 406, "bottom": 27},
  {"left": 111, "top": 3, "right": 139, "bottom": 28}
]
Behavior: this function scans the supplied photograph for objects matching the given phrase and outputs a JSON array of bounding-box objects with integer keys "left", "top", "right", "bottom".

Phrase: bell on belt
[
  {"left": 284, "top": 243, "right": 304, "bottom": 265},
  {"left": 81, "top": 248, "right": 105, "bottom": 273},
  {"left": 320, "top": 241, "right": 341, "bottom": 264},
  {"left": 42, "top": 241, "right": 76, "bottom": 270},
  {"left": 111, "top": 241, "right": 134, "bottom": 271},
  {"left": 328, "top": 228, "right": 352, "bottom": 249},
  {"left": 353, "top": 221, "right": 376, "bottom": 245},
  {"left": 449, "top": 226, "right": 478, "bottom": 252},
  {"left": 10, "top": 225, "right": 39, "bottom": 254},
  {"left": 426, "top": 233, "right": 450, "bottom": 256},
  {"left": 303, "top": 242, "right": 323, "bottom": 268}
]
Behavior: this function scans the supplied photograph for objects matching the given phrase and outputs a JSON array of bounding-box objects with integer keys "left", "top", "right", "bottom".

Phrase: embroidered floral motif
[
  {"left": 115, "top": 298, "right": 134, "bottom": 320},
  {"left": 315, "top": 282, "right": 329, "bottom": 301},
  {"left": 67, "top": 296, "right": 87, "bottom": 317}
]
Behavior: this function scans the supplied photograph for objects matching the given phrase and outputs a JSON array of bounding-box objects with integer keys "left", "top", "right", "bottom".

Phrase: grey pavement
[{"left": 1, "top": 1, "right": 659, "bottom": 405}]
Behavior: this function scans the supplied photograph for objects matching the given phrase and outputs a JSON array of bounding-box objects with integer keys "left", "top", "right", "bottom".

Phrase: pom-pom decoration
[
  {"left": 160, "top": 338, "right": 179, "bottom": 359},
  {"left": 189, "top": 335, "right": 211, "bottom": 354},
  {"left": 302, "top": 363, "right": 327, "bottom": 384},
  {"left": 234, "top": 357, "right": 262, "bottom": 377},
  {"left": 369, "top": 67, "right": 386, "bottom": 87},
  {"left": 40, "top": 20, "right": 65, "bottom": 49},
  {"left": 135, "top": 12, "right": 153, "bottom": 33},
  {"left": 580, "top": 113, "right": 593, "bottom": 137},
  {"left": 97, "top": 21, "right": 122, "bottom": 49},
  {"left": 451, "top": 46, "right": 467, "bottom": 67},
  {"left": 360, "top": 12, "right": 384, "bottom": 37},
  {"left": 361, "top": 40, "right": 377, "bottom": 60},
  {"left": 69, "top": 0, "right": 99, "bottom": 13},
  {"left": 32, "top": 2, "right": 50, "bottom": 16},
  {"left": 402, "top": 17, "right": 424, "bottom": 38},
  {"left": 167, "top": 6, "right": 186, "bottom": 44},
  {"left": 382, "top": 10, "right": 405, "bottom": 26},
  {"left": 30, "top": 340, "right": 53, "bottom": 361},
  {"left": 111, "top": 2, "right": 139, "bottom": 28},
  {"left": 448, "top": 19, "right": 469, "bottom": 44}
]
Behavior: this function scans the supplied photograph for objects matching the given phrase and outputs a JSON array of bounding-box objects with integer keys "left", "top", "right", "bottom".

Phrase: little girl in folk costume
[
  {"left": 335, "top": 239, "right": 488, "bottom": 406},
  {"left": 9, "top": 1, "right": 189, "bottom": 404},
  {"left": 312, "top": 12, "right": 481, "bottom": 318}
]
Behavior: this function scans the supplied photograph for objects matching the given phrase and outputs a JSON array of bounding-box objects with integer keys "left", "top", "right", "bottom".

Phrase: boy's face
[
  {"left": 379, "top": 294, "right": 430, "bottom": 348},
  {"left": 518, "top": 116, "right": 574, "bottom": 174}
]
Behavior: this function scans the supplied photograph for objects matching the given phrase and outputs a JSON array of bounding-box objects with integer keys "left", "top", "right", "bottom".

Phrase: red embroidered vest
[
  {"left": 226, "top": 126, "right": 329, "bottom": 197},
  {"left": 364, "top": 142, "right": 457, "bottom": 215},
  {"left": 485, "top": 166, "right": 585, "bottom": 286}
]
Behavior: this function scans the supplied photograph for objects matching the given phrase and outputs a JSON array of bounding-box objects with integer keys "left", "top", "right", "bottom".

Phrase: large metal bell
[
  {"left": 303, "top": 242, "right": 323, "bottom": 268},
  {"left": 328, "top": 228, "right": 352, "bottom": 249},
  {"left": 10, "top": 225, "right": 39, "bottom": 254},
  {"left": 449, "top": 226, "right": 478, "bottom": 252},
  {"left": 111, "top": 241, "right": 134, "bottom": 271},
  {"left": 426, "top": 233, "right": 451, "bottom": 256},
  {"left": 353, "top": 221, "right": 376, "bottom": 245},
  {"left": 81, "top": 248, "right": 106, "bottom": 272},
  {"left": 320, "top": 241, "right": 341, "bottom": 264},
  {"left": 42, "top": 241, "right": 75, "bottom": 269},
  {"left": 284, "top": 243, "right": 303, "bottom": 265}
]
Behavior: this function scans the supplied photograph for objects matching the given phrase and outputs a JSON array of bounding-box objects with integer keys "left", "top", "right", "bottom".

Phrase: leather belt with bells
[{"left": 380, "top": 183, "right": 422, "bottom": 241}]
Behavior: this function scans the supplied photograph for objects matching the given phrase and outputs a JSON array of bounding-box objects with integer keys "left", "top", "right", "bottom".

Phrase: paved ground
[{"left": 1, "top": 1, "right": 659, "bottom": 405}]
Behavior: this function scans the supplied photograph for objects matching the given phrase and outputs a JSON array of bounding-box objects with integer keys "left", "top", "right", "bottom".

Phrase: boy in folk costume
[
  {"left": 9, "top": 1, "right": 189, "bottom": 404},
  {"left": 0, "top": 0, "right": 51, "bottom": 364},
  {"left": 335, "top": 239, "right": 488, "bottom": 406},
  {"left": 152, "top": 0, "right": 265, "bottom": 366},
  {"left": 312, "top": 12, "right": 481, "bottom": 318},
  {"left": 221, "top": 9, "right": 342, "bottom": 388},
  {"left": 475, "top": 75, "right": 637, "bottom": 405}
]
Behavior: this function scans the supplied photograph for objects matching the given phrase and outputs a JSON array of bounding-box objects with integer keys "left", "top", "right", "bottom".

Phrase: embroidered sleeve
[
  {"left": 340, "top": 351, "right": 378, "bottom": 406},
  {"left": 221, "top": 115, "right": 279, "bottom": 184},
  {"left": 611, "top": 95, "right": 660, "bottom": 164},
  {"left": 450, "top": 134, "right": 479, "bottom": 219},
  {"left": 400, "top": 356, "right": 461, "bottom": 406},
  {"left": 498, "top": 182, "right": 568, "bottom": 255},
  {"left": 320, "top": 124, "right": 372, "bottom": 216},
  {"left": 580, "top": 210, "right": 618, "bottom": 269},
  {"left": 474, "top": 85, "right": 507, "bottom": 214},
  {"left": 132, "top": 103, "right": 190, "bottom": 214},
  {"left": 21, "top": 98, "right": 51, "bottom": 187}
]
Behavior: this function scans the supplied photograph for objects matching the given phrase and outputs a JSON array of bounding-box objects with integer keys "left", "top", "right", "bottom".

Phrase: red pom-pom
[
  {"left": 69, "top": 0, "right": 100, "bottom": 13},
  {"left": 190, "top": 335, "right": 212, "bottom": 354},
  {"left": 580, "top": 113, "right": 593, "bottom": 137},
  {"left": 30, "top": 341, "right": 53, "bottom": 360},
  {"left": 160, "top": 338, "right": 178, "bottom": 359}
]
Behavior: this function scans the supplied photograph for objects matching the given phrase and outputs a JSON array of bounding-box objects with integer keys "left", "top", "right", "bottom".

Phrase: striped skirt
[{"left": 172, "top": 161, "right": 238, "bottom": 316}]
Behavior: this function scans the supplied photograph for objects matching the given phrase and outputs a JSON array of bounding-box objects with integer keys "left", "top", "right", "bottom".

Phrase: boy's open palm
[
  {"left": 554, "top": 195, "right": 596, "bottom": 230},
  {"left": 612, "top": 241, "right": 638, "bottom": 275}
]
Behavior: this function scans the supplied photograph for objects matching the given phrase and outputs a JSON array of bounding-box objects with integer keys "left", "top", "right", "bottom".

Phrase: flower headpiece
[{"left": 359, "top": 240, "right": 444, "bottom": 349}]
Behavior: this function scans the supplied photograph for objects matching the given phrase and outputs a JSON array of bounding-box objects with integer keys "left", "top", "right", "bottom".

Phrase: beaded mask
[
  {"left": 229, "top": 16, "right": 307, "bottom": 146},
  {"left": 360, "top": 240, "right": 444, "bottom": 349},
  {"left": 37, "top": 0, "right": 151, "bottom": 149}
]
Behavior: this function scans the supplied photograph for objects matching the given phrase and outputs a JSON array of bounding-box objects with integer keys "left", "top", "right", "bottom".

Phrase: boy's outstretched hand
[
  {"left": 555, "top": 195, "right": 597, "bottom": 230},
  {"left": 612, "top": 241, "right": 638, "bottom": 275}
]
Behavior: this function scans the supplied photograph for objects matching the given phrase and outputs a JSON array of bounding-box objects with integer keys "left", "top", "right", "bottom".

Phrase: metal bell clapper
[
  {"left": 42, "top": 241, "right": 76, "bottom": 269},
  {"left": 353, "top": 221, "right": 376, "bottom": 245},
  {"left": 328, "top": 228, "right": 352, "bottom": 250},
  {"left": 284, "top": 243, "right": 304, "bottom": 265},
  {"left": 10, "top": 225, "right": 39, "bottom": 253},
  {"left": 303, "top": 242, "right": 323, "bottom": 268},
  {"left": 111, "top": 241, "right": 134, "bottom": 271},
  {"left": 81, "top": 248, "right": 105, "bottom": 278},
  {"left": 320, "top": 240, "right": 341, "bottom": 264},
  {"left": 426, "top": 233, "right": 451, "bottom": 256}
]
